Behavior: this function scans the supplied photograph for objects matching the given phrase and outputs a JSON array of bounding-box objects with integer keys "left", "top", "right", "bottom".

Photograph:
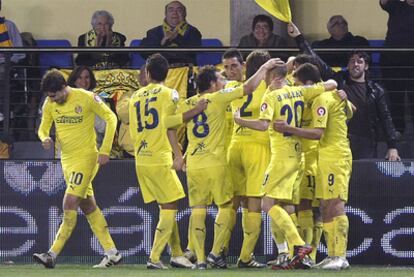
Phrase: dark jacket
[
  {"left": 295, "top": 34, "right": 397, "bottom": 148},
  {"left": 76, "top": 31, "right": 129, "bottom": 68},
  {"left": 311, "top": 32, "right": 369, "bottom": 67},
  {"left": 140, "top": 23, "right": 202, "bottom": 65}
]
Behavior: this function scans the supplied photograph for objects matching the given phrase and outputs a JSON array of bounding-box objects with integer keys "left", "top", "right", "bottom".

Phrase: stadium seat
[
  {"left": 196, "top": 38, "right": 223, "bottom": 66},
  {"left": 369, "top": 40, "right": 384, "bottom": 65},
  {"left": 130, "top": 39, "right": 146, "bottom": 69},
  {"left": 36, "top": 39, "right": 73, "bottom": 75}
]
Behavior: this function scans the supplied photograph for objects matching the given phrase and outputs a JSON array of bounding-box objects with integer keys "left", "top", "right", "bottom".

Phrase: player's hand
[
  {"left": 98, "top": 154, "right": 110, "bottom": 166},
  {"left": 286, "top": 56, "right": 296, "bottom": 73},
  {"left": 273, "top": 120, "right": 290, "bottom": 133},
  {"left": 42, "top": 137, "right": 53, "bottom": 150},
  {"left": 234, "top": 108, "right": 241, "bottom": 124},
  {"left": 262, "top": 58, "right": 285, "bottom": 71},
  {"left": 196, "top": 98, "right": 209, "bottom": 113},
  {"left": 172, "top": 154, "right": 185, "bottom": 171},
  {"left": 287, "top": 22, "right": 301, "bottom": 38},
  {"left": 386, "top": 148, "right": 401, "bottom": 161},
  {"left": 336, "top": 89, "right": 348, "bottom": 101}
]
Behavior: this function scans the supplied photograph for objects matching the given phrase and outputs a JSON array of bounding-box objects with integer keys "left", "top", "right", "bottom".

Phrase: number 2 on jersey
[
  {"left": 240, "top": 95, "right": 253, "bottom": 117},
  {"left": 280, "top": 100, "right": 304, "bottom": 136},
  {"left": 135, "top": 97, "right": 159, "bottom": 132}
]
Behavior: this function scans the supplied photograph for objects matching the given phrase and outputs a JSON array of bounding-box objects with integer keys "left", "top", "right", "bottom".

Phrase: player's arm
[
  {"left": 38, "top": 100, "right": 54, "bottom": 150},
  {"left": 91, "top": 95, "right": 117, "bottom": 164},
  {"left": 274, "top": 120, "right": 325, "bottom": 140},
  {"left": 164, "top": 99, "right": 208, "bottom": 129},
  {"left": 234, "top": 108, "right": 269, "bottom": 131},
  {"left": 128, "top": 97, "right": 138, "bottom": 142},
  {"left": 243, "top": 58, "right": 285, "bottom": 95},
  {"left": 167, "top": 129, "right": 184, "bottom": 170}
]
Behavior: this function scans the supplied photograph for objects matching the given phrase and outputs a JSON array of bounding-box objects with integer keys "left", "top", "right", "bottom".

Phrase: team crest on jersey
[
  {"left": 171, "top": 89, "right": 179, "bottom": 102},
  {"left": 74, "top": 105, "right": 82, "bottom": 114},
  {"left": 316, "top": 107, "right": 326, "bottom": 116},
  {"left": 261, "top": 103, "right": 268, "bottom": 112}
]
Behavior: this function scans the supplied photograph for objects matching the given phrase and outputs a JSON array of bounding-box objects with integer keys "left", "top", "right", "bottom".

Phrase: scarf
[
  {"left": 162, "top": 20, "right": 189, "bottom": 38},
  {"left": 85, "top": 29, "right": 122, "bottom": 47},
  {"left": 0, "top": 17, "right": 13, "bottom": 47}
]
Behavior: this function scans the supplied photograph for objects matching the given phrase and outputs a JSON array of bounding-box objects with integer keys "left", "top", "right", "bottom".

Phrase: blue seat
[
  {"left": 130, "top": 39, "right": 146, "bottom": 69},
  {"left": 36, "top": 39, "right": 73, "bottom": 75},
  {"left": 196, "top": 39, "right": 223, "bottom": 66},
  {"left": 369, "top": 40, "right": 384, "bottom": 65}
]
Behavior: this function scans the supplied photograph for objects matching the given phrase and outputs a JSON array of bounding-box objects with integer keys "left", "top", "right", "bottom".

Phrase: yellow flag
[{"left": 255, "top": 0, "right": 292, "bottom": 23}]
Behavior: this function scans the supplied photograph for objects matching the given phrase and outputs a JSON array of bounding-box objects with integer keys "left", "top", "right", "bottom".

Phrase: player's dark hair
[
  {"left": 268, "top": 63, "right": 288, "bottom": 79},
  {"left": 348, "top": 51, "right": 371, "bottom": 66},
  {"left": 222, "top": 48, "right": 243, "bottom": 65},
  {"left": 252, "top": 14, "right": 274, "bottom": 32},
  {"left": 246, "top": 50, "right": 271, "bottom": 79},
  {"left": 197, "top": 65, "right": 217, "bottom": 93},
  {"left": 146, "top": 53, "right": 169, "bottom": 82},
  {"left": 67, "top": 66, "right": 97, "bottom": 90},
  {"left": 294, "top": 54, "right": 317, "bottom": 67},
  {"left": 293, "top": 63, "right": 321, "bottom": 84},
  {"left": 41, "top": 69, "right": 67, "bottom": 93}
]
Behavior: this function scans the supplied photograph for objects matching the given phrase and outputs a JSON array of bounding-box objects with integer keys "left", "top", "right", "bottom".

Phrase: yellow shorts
[
  {"left": 316, "top": 159, "right": 352, "bottom": 202},
  {"left": 227, "top": 141, "right": 270, "bottom": 197},
  {"left": 136, "top": 165, "right": 185, "bottom": 204},
  {"left": 262, "top": 155, "right": 304, "bottom": 205},
  {"left": 187, "top": 166, "right": 233, "bottom": 207},
  {"left": 62, "top": 155, "right": 98, "bottom": 199},
  {"left": 300, "top": 149, "right": 318, "bottom": 200}
]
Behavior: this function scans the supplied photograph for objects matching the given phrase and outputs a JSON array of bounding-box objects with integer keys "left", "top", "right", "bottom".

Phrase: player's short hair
[
  {"left": 222, "top": 48, "right": 243, "bottom": 65},
  {"left": 252, "top": 14, "right": 274, "bottom": 32},
  {"left": 268, "top": 63, "right": 288, "bottom": 79},
  {"left": 41, "top": 70, "right": 67, "bottom": 93},
  {"left": 294, "top": 54, "right": 317, "bottom": 67},
  {"left": 293, "top": 63, "right": 321, "bottom": 84},
  {"left": 146, "top": 53, "right": 169, "bottom": 82},
  {"left": 348, "top": 51, "right": 371, "bottom": 65},
  {"left": 245, "top": 50, "right": 271, "bottom": 79},
  {"left": 197, "top": 65, "right": 217, "bottom": 93},
  {"left": 67, "top": 66, "right": 97, "bottom": 90},
  {"left": 91, "top": 10, "right": 114, "bottom": 28}
]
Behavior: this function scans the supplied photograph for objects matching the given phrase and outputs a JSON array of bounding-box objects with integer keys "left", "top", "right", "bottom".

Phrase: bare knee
[{"left": 79, "top": 196, "right": 97, "bottom": 215}]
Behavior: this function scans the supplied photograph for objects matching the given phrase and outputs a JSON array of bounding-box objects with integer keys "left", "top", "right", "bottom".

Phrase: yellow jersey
[
  {"left": 38, "top": 87, "right": 117, "bottom": 159},
  {"left": 178, "top": 86, "right": 244, "bottom": 169},
  {"left": 224, "top": 80, "right": 242, "bottom": 148},
  {"left": 312, "top": 91, "right": 353, "bottom": 160},
  {"left": 259, "top": 83, "right": 326, "bottom": 156},
  {"left": 231, "top": 80, "right": 269, "bottom": 145},
  {"left": 129, "top": 83, "right": 180, "bottom": 166}
]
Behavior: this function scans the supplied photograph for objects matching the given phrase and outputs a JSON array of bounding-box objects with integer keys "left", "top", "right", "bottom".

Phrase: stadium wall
[
  {"left": 1, "top": 160, "right": 414, "bottom": 265},
  {"left": 4, "top": 0, "right": 385, "bottom": 47}
]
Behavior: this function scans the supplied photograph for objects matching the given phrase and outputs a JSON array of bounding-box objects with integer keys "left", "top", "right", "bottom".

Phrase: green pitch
[{"left": 1, "top": 265, "right": 414, "bottom": 277}]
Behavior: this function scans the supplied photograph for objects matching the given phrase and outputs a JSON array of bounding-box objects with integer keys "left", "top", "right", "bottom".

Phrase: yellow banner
[{"left": 255, "top": 0, "right": 292, "bottom": 23}]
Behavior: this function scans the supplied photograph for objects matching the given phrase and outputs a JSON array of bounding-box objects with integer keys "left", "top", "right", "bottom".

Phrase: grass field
[{"left": 1, "top": 264, "right": 414, "bottom": 277}]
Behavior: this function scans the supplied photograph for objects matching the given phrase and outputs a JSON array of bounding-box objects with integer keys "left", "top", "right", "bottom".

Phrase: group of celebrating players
[{"left": 32, "top": 23, "right": 352, "bottom": 271}]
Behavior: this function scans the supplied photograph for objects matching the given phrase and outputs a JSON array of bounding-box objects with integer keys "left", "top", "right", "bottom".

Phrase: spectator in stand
[
  {"left": 380, "top": 0, "right": 414, "bottom": 135},
  {"left": 140, "top": 1, "right": 202, "bottom": 65},
  {"left": 76, "top": 10, "right": 129, "bottom": 68},
  {"left": 238, "top": 14, "right": 287, "bottom": 49},
  {"left": 288, "top": 22, "right": 400, "bottom": 161},
  {"left": 312, "top": 15, "right": 369, "bottom": 67},
  {"left": 67, "top": 66, "right": 106, "bottom": 148}
]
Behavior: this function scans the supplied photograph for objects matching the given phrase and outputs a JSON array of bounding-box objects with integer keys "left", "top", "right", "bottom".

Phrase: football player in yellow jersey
[
  {"left": 274, "top": 63, "right": 353, "bottom": 270},
  {"left": 226, "top": 50, "right": 272, "bottom": 268},
  {"left": 178, "top": 58, "right": 281, "bottom": 269},
  {"left": 129, "top": 54, "right": 207, "bottom": 270},
  {"left": 33, "top": 70, "right": 121, "bottom": 269},
  {"left": 234, "top": 62, "right": 337, "bottom": 269}
]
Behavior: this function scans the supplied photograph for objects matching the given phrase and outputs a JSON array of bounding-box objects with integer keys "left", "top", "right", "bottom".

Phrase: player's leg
[
  {"left": 188, "top": 205, "right": 207, "bottom": 269},
  {"left": 237, "top": 196, "right": 265, "bottom": 268},
  {"left": 80, "top": 196, "right": 121, "bottom": 268}
]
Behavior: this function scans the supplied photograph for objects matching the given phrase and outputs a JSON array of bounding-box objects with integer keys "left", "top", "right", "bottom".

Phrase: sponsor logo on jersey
[
  {"left": 317, "top": 107, "right": 326, "bottom": 116},
  {"left": 220, "top": 88, "right": 234, "bottom": 94},
  {"left": 56, "top": 116, "right": 83, "bottom": 124}
]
